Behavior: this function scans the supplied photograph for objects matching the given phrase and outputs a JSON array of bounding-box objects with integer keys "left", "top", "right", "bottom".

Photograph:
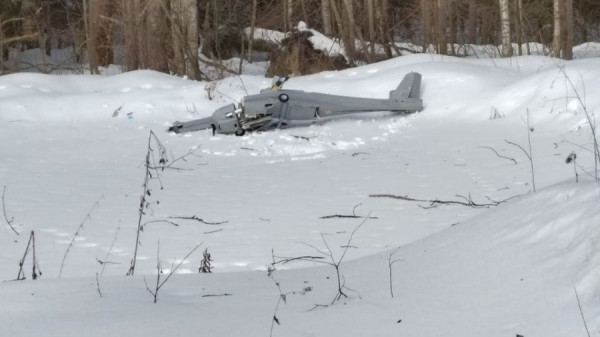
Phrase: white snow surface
[{"left": 1, "top": 54, "right": 600, "bottom": 336}]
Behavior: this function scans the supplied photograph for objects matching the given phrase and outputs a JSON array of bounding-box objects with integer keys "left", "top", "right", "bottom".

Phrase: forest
[{"left": 1, "top": 0, "right": 599, "bottom": 78}]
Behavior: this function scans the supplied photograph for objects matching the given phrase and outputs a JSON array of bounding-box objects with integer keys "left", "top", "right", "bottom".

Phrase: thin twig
[
  {"left": 202, "top": 293, "right": 232, "bottom": 298},
  {"left": 320, "top": 203, "right": 378, "bottom": 219},
  {"left": 388, "top": 248, "right": 403, "bottom": 298},
  {"left": 100, "top": 226, "right": 120, "bottom": 276},
  {"left": 59, "top": 196, "right": 103, "bottom": 278},
  {"left": 478, "top": 146, "right": 518, "bottom": 164},
  {"left": 574, "top": 287, "right": 591, "bottom": 337},
  {"left": 2, "top": 186, "right": 20, "bottom": 235},
  {"left": 140, "top": 219, "right": 180, "bottom": 230},
  {"left": 96, "top": 272, "right": 103, "bottom": 298},
  {"left": 168, "top": 215, "right": 228, "bottom": 225}
]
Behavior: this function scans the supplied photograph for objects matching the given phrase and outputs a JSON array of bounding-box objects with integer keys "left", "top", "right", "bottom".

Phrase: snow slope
[{"left": 1, "top": 54, "right": 599, "bottom": 336}]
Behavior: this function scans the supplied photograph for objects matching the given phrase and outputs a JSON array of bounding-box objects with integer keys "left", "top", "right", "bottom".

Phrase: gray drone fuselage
[{"left": 169, "top": 72, "right": 423, "bottom": 135}]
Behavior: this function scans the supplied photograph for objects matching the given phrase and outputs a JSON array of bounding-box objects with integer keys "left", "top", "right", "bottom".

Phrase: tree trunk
[
  {"left": 124, "top": 0, "right": 139, "bottom": 70},
  {"left": 171, "top": 0, "right": 201, "bottom": 80},
  {"left": 95, "top": 0, "right": 114, "bottom": 67},
  {"left": 330, "top": 0, "right": 353, "bottom": 63},
  {"left": 467, "top": 0, "right": 477, "bottom": 44},
  {"left": 514, "top": 0, "right": 522, "bottom": 55},
  {"left": 564, "top": 0, "right": 573, "bottom": 59},
  {"left": 248, "top": 0, "right": 257, "bottom": 63},
  {"left": 436, "top": 0, "right": 447, "bottom": 55},
  {"left": 553, "top": 0, "right": 562, "bottom": 58},
  {"left": 422, "top": 0, "right": 432, "bottom": 52},
  {"left": 321, "top": 0, "right": 333, "bottom": 35},
  {"left": 146, "top": 0, "right": 169, "bottom": 72},
  {"left": 449, "top": 0, "right": 457, "bottom": 55},
  {"left": 499, "top": 0, "right": 513, "bottom": 57},
  {"left": 367, "top": 0, "right": 376, "bottom": 56},
  {"left": 83, "top": 0, "right": 99, "bottom": 74},
  {"left": 342, "top": 0, "right": 356, "bottom": 57},
  {"left": 375, "top": 0, "right": 391, "bottom": 58},
  {"left": 287, "top": 0, "right": 294, "bottom": 30}
]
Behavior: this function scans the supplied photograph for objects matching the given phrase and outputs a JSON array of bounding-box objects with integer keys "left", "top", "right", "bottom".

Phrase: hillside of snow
[{"left": 1, "top": 53, "right": 599, "bottom": 336}]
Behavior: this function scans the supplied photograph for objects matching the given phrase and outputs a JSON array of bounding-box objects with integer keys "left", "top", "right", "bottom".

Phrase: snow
[{"left": 1, "top": 52, "right": 600, "bottom": 336}]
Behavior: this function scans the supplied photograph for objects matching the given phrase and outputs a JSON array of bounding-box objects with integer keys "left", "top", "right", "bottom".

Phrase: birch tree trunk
[
  {"left": 514, "top": 0, "right": 522, "bottom": 55},
  {"left": 553, "top": 0, "right": 562, "bottom": 58},
  {"left": 499, "top": 0, "right": 513, "bottom": 57}
]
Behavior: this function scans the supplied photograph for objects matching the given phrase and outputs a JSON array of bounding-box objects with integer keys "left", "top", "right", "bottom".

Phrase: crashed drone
[{"left": 168, "top": 72, "right": 423, "bottom": 136}]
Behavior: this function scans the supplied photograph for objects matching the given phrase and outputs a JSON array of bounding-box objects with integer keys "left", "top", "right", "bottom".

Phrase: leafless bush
[
  {"left": 127, "top": 131, "right": 200, "bottom": 276},
  {"left": 199, "top": 248, "right": 213, "bottom": 273},
  {"left": 272, "top": 214, "right": 370, "bottom": 305}
]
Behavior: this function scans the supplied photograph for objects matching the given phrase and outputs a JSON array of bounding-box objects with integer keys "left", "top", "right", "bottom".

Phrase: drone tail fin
[{"left": 390, "top": 72, "right": 421, "bottom": 101}]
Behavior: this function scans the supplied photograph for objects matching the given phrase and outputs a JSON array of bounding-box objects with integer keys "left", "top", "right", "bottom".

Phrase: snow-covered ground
[{"left": 1, "top": 53, "right": 600, "bottom": 336}]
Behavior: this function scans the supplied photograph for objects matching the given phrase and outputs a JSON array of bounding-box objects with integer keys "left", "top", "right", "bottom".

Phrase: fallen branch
[
  {"left": 202, "top": 293, "right": 232, "bottom": 298},
  {"left": 168, "top": 215, "right": 228, "bottom": 225},
  {"left": 478, "top": 146, "right": 517, "bottom": 164},
  {"left": 370, "top": 193, "right": 519, "bottom": 209},
  {"left": 320, "top": 203, "right": 378, "bottom": 219}
]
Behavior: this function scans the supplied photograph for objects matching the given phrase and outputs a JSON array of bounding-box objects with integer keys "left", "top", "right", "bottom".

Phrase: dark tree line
[{"left": 1, "top": 0, "right": 599, "bottom": 77}]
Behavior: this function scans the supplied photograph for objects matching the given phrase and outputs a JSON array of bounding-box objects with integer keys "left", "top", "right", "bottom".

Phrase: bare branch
[
  {"left": 478, "top": 146, "right": 517, "bottom": 164},
  {"left": 369, "top": 193, "right": 519, "bottom": 208},
  {"left": 168, "top": 215, "right": 228, "bottom": 225},
  {"left": 2, "top": 186, "right": 20, "bottom": 235}
]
